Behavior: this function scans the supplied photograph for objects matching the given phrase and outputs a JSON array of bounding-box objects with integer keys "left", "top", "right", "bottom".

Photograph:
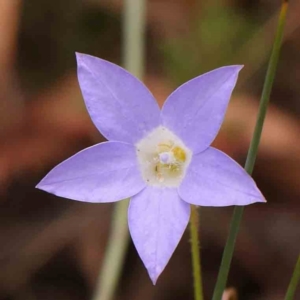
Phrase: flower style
[{"left": 37, "top": 53, "right": 265, "bottom": 284}]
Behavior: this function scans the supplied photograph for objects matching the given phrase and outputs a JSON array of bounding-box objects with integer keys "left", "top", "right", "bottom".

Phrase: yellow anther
[{"left": 172, "top": 146, "right": 186, "bottom": 162}]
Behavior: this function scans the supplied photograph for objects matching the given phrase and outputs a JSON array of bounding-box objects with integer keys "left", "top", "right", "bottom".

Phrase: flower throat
[{"left": 136, "top": 126, "right": 192, "bottom": 187}]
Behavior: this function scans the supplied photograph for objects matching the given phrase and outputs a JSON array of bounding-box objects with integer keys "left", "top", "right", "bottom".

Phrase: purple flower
[{"left": 37, "top": 53, "right": 265, "bottom": 283}]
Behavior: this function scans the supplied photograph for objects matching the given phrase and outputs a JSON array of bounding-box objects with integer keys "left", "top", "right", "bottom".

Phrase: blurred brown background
[{"left": 0, "top": 0, "right": 299, "bottom": 299}]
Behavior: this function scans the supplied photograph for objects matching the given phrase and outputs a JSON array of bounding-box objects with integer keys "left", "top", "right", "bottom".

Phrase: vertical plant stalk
[
  {"left": 92, "top": 200, "right": 130, "bottom": 300},
  {"left": 285, "top": 254, "right": 300, "bottom": 300},
  {"left": 123, "top": 0, "right": 146, "bottom": 78},
  {"left": 212, "top": 1, "right": 289, "bottom": 300},
  {"left": 92, "top": 1, "right": 146, "bottom": 300},
  {"left": 190, "top": 205, "right": 204, "bottom": 300}
]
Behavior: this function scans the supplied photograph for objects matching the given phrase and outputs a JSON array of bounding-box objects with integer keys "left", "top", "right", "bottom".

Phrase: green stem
[
  {"left": 244, "top": 0, "right": 288, "bottom": 174},
  {"left": 92, "top": 1, "right": 146, "bottom": 300},
  {"left": 123, "top": 0, "right": 146, "bottom": 78},
  {"left": 92, "top": 200, "right": 130, "bottom": 300},
  {"left": 190, "top": 205, "right": 204, "bottom": 300},
  {"left": 212, "top": 2, "right": 289, "bottom": 300},
  {"left": 285, "top": 254, "right": 300, "bottom": 300}
]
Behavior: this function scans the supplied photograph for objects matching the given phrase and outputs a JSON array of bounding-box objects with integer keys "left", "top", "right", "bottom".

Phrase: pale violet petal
[
  {"left": 128, "top": 187, "right": 190, "bottom": 284},
  {"left": 36, "top": 142, "right": 146, "bottom": 203},
  {"left": 76, "top": 53, "right": 161, "bottom": 144},
  {"left": 161, "top": 66, "right": 243, "bottom": 153},
  {"left": 179, "top": 147, "right": 265, "bottom": 206}
]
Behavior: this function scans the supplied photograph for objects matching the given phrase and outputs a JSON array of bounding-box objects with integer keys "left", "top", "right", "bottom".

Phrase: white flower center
[{"left": 135, "top": 126, "right": 192, "bottom": 187}]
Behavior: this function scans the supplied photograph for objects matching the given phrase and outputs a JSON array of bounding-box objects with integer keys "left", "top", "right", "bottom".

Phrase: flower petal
[
  {"left": 128, "top": 187, "right": 190, "bottom": 284},
  {"left": 36, "top": 142, "right": 146, "bottom": 202},
  {"left": 161, "top": 66, "right": 243, "bottom": 153},
  {"left": 76, "top": 53, "right": 160, "bottom": 144},
  {"left": 179, "top": 147, "right": 265, "bottom": 206}
]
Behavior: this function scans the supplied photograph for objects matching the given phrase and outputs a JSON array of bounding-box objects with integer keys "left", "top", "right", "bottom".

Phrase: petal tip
[
  {"left": 242, "top": 188, "right": 267, "bottom": 206},
  {"left": 237, "top": 65, "right": 244, "bottom": 72},
  {"left": 147, "top": 262, "right": 165, "bottom": 285},
  {"left": 229, "top": 64, "right": 244, "bottom": 73},
  {"left": 255, "top": 186, "right": 267, "bottom": 203},
  {"left": 75, "top": 52, "right": 89, "bottom": 64},
  {"left": 35, "top": 179, "right": 44, "bottom": 190},
  {"left": 149, "top": 271, "right": 159, "bottom": 285},
  {"left": 244, "top": 194, "right": 267, "bottom": 206},
  {"left": 260, "top": 196, "right": 267, "bottom": 203},
  {"left": 75, "top": 52, "right": 98, "bottom": 65},
  {"left": 35, "top": 179, "right": 50, "bottom": 193}
]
